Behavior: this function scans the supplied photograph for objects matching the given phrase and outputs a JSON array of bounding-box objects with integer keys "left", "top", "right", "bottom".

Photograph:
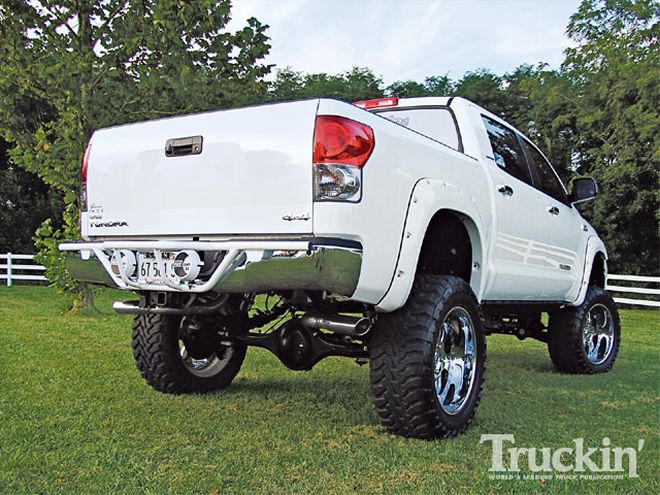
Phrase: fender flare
[
  {"left": 376, "top": 178, "right": 488, "bottom": 312},
  {"left": 570, "top": 236, "right": 608, "bottom": 307}
]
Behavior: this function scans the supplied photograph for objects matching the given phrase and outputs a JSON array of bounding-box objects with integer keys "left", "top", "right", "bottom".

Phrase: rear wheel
[
  {"left": 131, "top": 313, "right": 246, "bottom": 393},
  {"left": 368, "top": 275, "right": 486, "bottom": 439},
  {"left": 547, "top": 286, "right": 621, "bottom": 374}
]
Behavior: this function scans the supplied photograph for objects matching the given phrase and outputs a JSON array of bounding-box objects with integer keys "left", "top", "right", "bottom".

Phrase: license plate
[{"left": 137, "top": 253, "right": 175, "bottom": 284}]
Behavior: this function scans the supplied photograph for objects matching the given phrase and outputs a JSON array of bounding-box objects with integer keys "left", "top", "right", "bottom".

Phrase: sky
[{"left": 227, "top": 0, "right": 582, "bottom": 85}]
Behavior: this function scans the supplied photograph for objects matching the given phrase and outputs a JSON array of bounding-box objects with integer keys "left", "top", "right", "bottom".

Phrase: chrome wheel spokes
[
  {"left": 179, "top": 342, "right": 233, "bottom": 378},
  {"left": 433, "top": 307, "right": 477, "bottom": 415},
  {"left": 582, "top": 303, "right": 615, "bottom": 365}
]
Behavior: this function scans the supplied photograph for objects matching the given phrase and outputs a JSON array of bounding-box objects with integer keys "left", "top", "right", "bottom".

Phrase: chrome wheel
[
  {"left": 179, "top": 342, "right": 234, "bottom": 378},
  {"left": 582, "top": 303, "right": 615, "bottom": 365},
  {"left": 433, "top": 306, "right": 478, "bottom": 415}
]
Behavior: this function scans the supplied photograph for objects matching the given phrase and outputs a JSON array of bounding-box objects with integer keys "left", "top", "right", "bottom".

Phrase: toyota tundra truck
[{"left": 60, "top": 96, "right": 621, "bottom": 439}]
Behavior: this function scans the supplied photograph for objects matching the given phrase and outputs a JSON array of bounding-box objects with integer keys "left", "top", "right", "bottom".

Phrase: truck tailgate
[{"left": 84, "top": 100, "right": 318, "bottom": 237}]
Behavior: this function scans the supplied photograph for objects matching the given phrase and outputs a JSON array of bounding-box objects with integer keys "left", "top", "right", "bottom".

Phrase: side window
[
  {"left": 481, "top": 116, "right": 533, "bottom": 185},
  {"left": 520, "top": 139, "right": 567, "bottom": 203}
]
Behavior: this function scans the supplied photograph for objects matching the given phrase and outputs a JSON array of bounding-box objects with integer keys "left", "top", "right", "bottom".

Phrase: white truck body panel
[
  {"left": 63, "top": 96, "right": 606, "bottom": 311},
  {"left": 541, "top": 197, "right": 590, "bottom": 301},
  {"left": 375, "top": 177, "right": 489, "bottom": 312},
  {"left": 461, "top": 102, "right": 592, "bottom": 305},
  {"left": 484, "top": 163, "right": 549, "bottom": 300},
  {"left": 313, "top": 98, "right": 489, "bottom": 306},
  {"left": 84, "top": 100, "right": 318, "bottom": 237}
]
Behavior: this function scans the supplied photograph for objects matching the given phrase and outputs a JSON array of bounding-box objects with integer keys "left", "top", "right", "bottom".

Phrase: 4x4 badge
[{"left": 282, "top": 213, "right": 310, "bottom": 221}]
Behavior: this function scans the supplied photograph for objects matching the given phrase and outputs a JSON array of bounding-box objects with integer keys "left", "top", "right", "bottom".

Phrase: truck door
[
  {"left": 480, "top": 116, "right": 550, "bottom": 300},
  {"left": 520, "top": 138, "right": 587, "bottom": 301}
]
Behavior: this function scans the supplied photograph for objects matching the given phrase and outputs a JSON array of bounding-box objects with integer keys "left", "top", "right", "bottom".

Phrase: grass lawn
[{"left": 1, "top": 286, "right": 658, "bottom": 494}]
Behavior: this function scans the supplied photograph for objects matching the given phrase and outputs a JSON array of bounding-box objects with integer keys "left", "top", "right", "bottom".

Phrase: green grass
[{"left": 1, "top": 286, "right": 658, "bottom": 495}]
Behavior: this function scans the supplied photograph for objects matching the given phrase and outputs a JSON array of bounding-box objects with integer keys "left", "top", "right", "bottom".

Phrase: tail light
[
  {"left": 353, "top": 97, "right": 398, "bottom": 110},
  {"left": 313, "top": 115, "right": 374, "bottom": 202},
  {"left": 313, "top": 116, "right": 374, "bottom": 167},
  {"left": 81, "top": 144, "right": 91, "bottom": 183},
  {"left": 81, "top": 144, "right": 91, "bottom": 211}
]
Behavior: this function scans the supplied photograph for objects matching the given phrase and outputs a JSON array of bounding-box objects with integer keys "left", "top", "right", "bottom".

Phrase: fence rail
[
  {"left": 0, "top": 253, "right": 47, "bottom": 287},
  {"left": 1, "top": 253, "right": 659, "bottom": 307},
  {"left": 606, "top": 274, "right": 660, "bottom": 308}
]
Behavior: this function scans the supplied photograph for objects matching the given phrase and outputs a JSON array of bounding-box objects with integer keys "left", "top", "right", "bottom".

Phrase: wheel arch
[
  {"left": 377, "top": 178, "right": 487, "bottom": 312},
  {"left": 570, "top": 235, "right": 608, "bottom": 307},
  {"left": 589, "top": 251, "right": 607, "bottom": 288},
  {"left": 416, "top": 209, "right": 484, "bottom": 291}
]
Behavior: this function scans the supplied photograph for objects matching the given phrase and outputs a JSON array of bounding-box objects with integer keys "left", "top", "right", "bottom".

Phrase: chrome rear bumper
[{"left": 59, "top": 240, "right": 362, "bottom": 296}]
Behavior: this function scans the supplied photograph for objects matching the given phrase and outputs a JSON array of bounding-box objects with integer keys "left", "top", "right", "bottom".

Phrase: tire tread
[
  {"left": 131, "top": 313, "right": 245, "bottom": 394},
  {"left": 369, "top": 275, "right": 486, "bottom": 439},
  {"left": 548, "top": 286, "right": 621, "bottom": 374}
]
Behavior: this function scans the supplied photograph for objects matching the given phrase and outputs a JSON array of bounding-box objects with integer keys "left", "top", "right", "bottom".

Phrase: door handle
[
  {"left": 547, "top": 206, "right": 560, "bottom": 215},
  {"left": 497, "top": 184, "right": 514, "bottom": 196},
  {"left": 165, "top": 135, "right": 203, "bottom": 157}
]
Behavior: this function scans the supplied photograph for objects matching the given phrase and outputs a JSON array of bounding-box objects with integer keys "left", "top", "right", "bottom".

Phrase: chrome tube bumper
[{"left": 59, "top": 240, "right": 362, "bottom": 296}]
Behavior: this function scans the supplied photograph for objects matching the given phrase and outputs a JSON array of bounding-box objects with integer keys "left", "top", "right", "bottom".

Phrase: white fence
[
  {"left": 0, "top": 253, "right": 47, "bottom": 286},
  {"left": 606, "top": 274, "right": 660, "bottom": 308},
  {"left": 0, "top": 252, "right": 659, "bottom": 307}
]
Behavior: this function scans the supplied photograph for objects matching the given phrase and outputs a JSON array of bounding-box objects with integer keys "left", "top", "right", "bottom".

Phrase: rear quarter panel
[{"left": 314, "top": 100, "right": 491, "bottom": 308}]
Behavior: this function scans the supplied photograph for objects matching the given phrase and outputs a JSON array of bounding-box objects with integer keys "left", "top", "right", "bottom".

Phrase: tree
[
  {"left": 500, "top": 64, "right": 580, "bottom": 181},
  {"left": 0, "top": 0, "right": 272, "bottom": 307},
  {"left": 561, "top": 0, "right": 659, "bottom": 274},
  {"left": 455, "top": 69, "right": 508, "bottom": 117},
  {"left": 386, "top": 79, "right": 429, "bottom": 97},
  {"left": 424, "top": 75, "right": 454, "bottom": 96},
  {"left": 386, "top": 75, "right": 454, "bottom": 98},
  {"left": 0, "top": 138, "right": 63, "bottom": 253},
  {"left": 270, "top": 66, "right": 382, "bottom": 102}
]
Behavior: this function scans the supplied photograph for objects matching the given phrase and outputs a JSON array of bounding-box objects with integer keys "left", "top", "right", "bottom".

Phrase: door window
[
  {"left": 481, "top": 116, "right": 533, "bottom": 185},
  {"left": 520, "top": 139, "right": 567, "bottom": 204}
]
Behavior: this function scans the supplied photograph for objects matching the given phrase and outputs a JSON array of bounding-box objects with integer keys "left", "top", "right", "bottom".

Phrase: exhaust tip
[
  {"left": 354, "top": 318, "right": 372, "bottom": 336},
  {"left": 301, "top": 313, "right": 372, "bottom": 337}
]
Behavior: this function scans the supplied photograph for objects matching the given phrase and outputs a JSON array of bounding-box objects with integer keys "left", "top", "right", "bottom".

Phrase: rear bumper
[{"left": 59, "top": 239, "right": 362, "bottom": 297}]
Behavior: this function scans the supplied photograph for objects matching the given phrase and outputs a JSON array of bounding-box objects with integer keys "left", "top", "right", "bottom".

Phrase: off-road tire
[
  {"left": 131, "top": 313, "right": 246, "bottom": 393},
  {"left": 368, "top": 275, "right": 487, "bottom": 439},
  {"left": 548, "top": 286, "right": 621, "bottom": 374}
]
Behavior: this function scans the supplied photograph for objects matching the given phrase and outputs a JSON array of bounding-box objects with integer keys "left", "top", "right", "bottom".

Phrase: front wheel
[
  {"left": 131, "top": 313, "right": 246, "bottom": 394},
  {"left": 547, "top": 286, "right": 621, "bottom": 374},
  {"left": 369, "top": 275, "right": 487, "bottom": 439}
]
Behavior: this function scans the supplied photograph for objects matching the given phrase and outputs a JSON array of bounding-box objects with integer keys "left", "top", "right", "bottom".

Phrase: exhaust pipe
[
  {"left": 112, "top": 297, "right": 228, "bottom": 315},
  {"left": 301, "top": 313, "right": 372, "bottom": 337},
  {"left": 114, "top": 301, "right": 373, "bottom": 337},
  {"left": 113, "top": 301, "right": 188, "bottom": 315}
]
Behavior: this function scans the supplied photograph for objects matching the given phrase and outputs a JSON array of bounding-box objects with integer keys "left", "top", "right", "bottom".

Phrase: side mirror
[{"left": 570, "top": 177, "right": 599, "bottom": 205}]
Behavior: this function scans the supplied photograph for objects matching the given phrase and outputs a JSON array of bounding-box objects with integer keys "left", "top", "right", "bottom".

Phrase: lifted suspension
[{"left": 114, "top": 291, "right": 372, "bottom": 371}]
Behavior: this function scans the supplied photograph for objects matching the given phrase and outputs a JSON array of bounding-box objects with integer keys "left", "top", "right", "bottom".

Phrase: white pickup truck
[{"left": 61, "top": 96, "right": 621, "bottom": 439}]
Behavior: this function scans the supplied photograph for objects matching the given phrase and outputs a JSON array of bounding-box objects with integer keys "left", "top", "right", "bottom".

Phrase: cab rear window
[{"left": 376, "top": 108, "right": 461, "bottom": 151}]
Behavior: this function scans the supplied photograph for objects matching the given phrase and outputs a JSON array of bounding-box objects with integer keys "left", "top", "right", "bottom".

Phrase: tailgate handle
[{"left": 165, "top": 136, "right": 203, "bottom": 157}]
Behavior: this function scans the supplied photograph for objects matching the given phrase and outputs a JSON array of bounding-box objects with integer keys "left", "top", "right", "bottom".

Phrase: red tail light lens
[
  {"left": 81, "top": 144, "right": 91, "bottom": 212},
  {"left": 81, "top": 144, "right": 91, "bottom": 182},
  {"left": 313, "top": 115, "right": 374, "bottom": 167},
  {"left": 353, "top": 97, "right": 398, "bottom": 110}
]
